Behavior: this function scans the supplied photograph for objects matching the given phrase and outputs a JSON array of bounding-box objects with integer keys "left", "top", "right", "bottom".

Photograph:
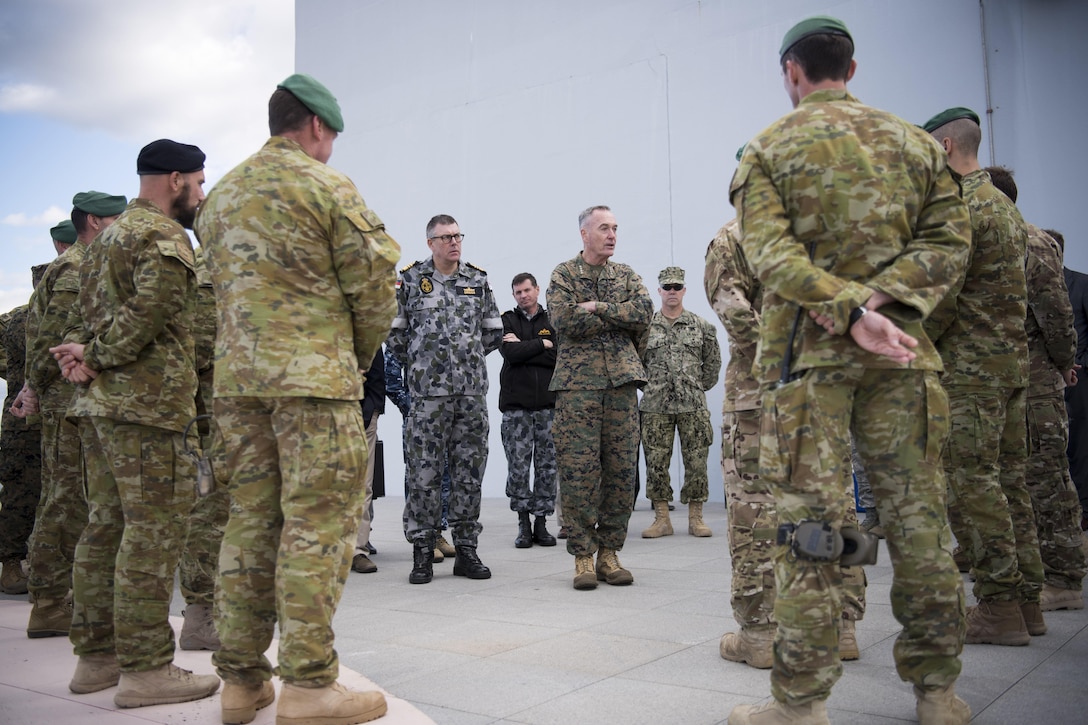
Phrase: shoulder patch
[{"left": 400, "top": 260, "right": 419, "bottom": 273}]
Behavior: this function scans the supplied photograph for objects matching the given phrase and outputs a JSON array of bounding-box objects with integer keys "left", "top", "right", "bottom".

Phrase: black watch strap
[{"left": 848, "top": 305, "right": 868, "bottom": 330}]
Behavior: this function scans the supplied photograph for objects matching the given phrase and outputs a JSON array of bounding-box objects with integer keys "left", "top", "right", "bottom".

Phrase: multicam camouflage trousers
[
  {"left": 213, "top": 396, "right": 367, "bottom": 686},
  {"left": 27, "top": 410, "right": 85, "bottom": 602},
  {"left": 403, "top": 395, "right": 488, "bottom": 548},
  {"left": 723, "top": 407, "right": 866, "bottom": 631},
  {"left": 760, "top": 368, "right": 964, "bottom": 705},
  {"left": 1026, "top": 391, "right": 1086, "bottom": 590},
  {"left": 945, "top": 385, "right": 1044, "bottom": 604},
  {"left": 501, "top": 408, "right": 557, "bottom": 517},
  {"left": 0, "top": 424, "right": 41, "bottom": 562},
  {"left": 552, "top": 384, "right": 639, "bottom": 557},
  {"left": 641, "top": 408, "right": 713, "bottom": 504},
  {"left": 71, "top": 416, "right": 195, "bottom": 671},
  {"left": 180, "top": 488, "right": 228, "bottom": 607}
]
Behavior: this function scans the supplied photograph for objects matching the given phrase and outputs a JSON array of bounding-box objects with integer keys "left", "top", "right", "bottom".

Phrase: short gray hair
[{"left": 578, "top": 205, "right": 611, "bottom": 230}]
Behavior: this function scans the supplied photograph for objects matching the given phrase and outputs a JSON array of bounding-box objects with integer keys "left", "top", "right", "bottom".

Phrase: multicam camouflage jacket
[
  {"left": 704, "top": 218, "right": 762, "bottom": 411},
  {"left": 196, "top": 136, "right": 400, "bottom": 401},
  {"left": 25, "top": 242, "right": 84, "bottom": 412},
  {"left": 1025, "top": 223, "right": 1076, "bottom": 395},
  {"left": 730, "top": 89, "right": 971, "bottom": 384},
  {"left": 66, "top": 199, "right": 198, "bottom": 432},
  {"left": 924, "top": 169, "right": 1029, "bottom": 388}
]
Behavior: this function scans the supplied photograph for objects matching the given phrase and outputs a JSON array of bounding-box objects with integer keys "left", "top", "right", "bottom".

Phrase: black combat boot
[
  {"left": 533, "top": 516, "right": 557, "bottom": 546},
  {"left": 409, "top": 540, "right": 434, "bottom": 584},
  {"left": 515, "top": 511, "right": 533, "bottom": 548},
  {"left": 453, "top": 545, "right": 492, "bottom": 579}
]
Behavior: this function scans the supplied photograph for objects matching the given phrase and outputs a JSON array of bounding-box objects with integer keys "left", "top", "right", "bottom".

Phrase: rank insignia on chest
[
  {"left": 419, "top": 277, "right": 434, "bottom": 294},
  {"left": 461, "top": 286, "right": 477, "bottom": 295},
  {"left": 538, "top": 328, "right": 552, "bottom": 336}
]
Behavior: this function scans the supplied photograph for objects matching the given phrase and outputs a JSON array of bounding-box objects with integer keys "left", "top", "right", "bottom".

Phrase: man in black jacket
[
  {"left": 500, "top": 273, "right": 559, "bottom": 547},
  {"left": 352, "top": 347, "right": 386, "bottom": 573}
]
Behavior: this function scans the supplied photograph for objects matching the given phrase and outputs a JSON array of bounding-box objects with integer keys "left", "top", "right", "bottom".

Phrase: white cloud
[
  {"left": 0, "top": 0, "right": 295, "bottom": 178},
  {"left": 2, "top": 205, "right": 68, "bottom": 227}
]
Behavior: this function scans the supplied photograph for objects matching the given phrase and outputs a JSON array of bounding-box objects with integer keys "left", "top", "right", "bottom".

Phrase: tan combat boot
[
  {"left": 719, "top": 626, "right": 774, "bottom": 669},
  {"left": 728, "top": 699, "right": 830, "bottom": 724},
  {"left": 965, "top": 599, "right": 1029, "bottom": 646},
  {"left": 179, "top": 602, "right": 221, "bottom": 651},
  {"left": 69, "top": 653, "right": 121, "bottom": 694},
  {"left": 642, "top": 500, "right": 674, "bottom": 538},
  {"left": 113, "top": 662, "right": 220, "bottom": 708},
  {"left": 1020, "top": 601, "right": 1046, "bottom": 636},
  {"left": 27, "top": 597, "right": 72, "bottom": 638},
  {"left": 222, "top": 680, "right": 275, "bottom": 724},
  {"left": 596, "top": 547, "right": 634, "bottom": 585},
  {"left": 573, "top": 555, "right": 597, "bottom": 590},
  {"left": 0, "top": 558, "right": 28, "bottom": 594},
  {"left": 914, "top": 684, "right": 971, "bottom": 725},
  {"left": 838, "top": 619, "right": 859, "bottom": 661},
  {"left": 435, "top": 534, "right": 456, "bottom": 558},
  {"left": 688, "top": 501, "right": 712, "bottom": 537},
  {"left": 1041, "top": 583, "right": 1084, "bottom": 611},
  {"left": 277, "top": 681, "right": 387, "bottom": 725}
]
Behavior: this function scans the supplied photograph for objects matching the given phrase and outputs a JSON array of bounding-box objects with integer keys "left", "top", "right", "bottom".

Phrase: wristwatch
[{"left": 847, "top": 304, "right": 868, "bottom": 330}]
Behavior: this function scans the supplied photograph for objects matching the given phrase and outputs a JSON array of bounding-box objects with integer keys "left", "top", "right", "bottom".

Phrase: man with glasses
[
  {"left": 389, "top": 215, "right": 503, "bottom": 584},
  {"left": 638, "top": 266, "right": 721, "bottom": 540}
]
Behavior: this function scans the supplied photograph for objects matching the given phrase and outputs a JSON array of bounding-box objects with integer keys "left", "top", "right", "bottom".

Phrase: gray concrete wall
[{"left": 296, "top": 0, "right": 1088, "bottom": 503}]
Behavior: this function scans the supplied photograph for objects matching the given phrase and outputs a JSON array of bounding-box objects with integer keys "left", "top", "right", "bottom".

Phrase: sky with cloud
[{"left": 0, "top": 0, "right": 294, "bottom": 317}]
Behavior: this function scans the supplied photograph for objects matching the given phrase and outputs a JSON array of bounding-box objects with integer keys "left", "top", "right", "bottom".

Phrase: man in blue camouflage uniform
[
  {"left": 548, "top": 205, "right": 653, "bottom": 590},
  {"left": 727, "top": 17, "right": 972, "bottom": 725},
  {"left": 388, "top": 215, "right": 503, "bottom": 584}
]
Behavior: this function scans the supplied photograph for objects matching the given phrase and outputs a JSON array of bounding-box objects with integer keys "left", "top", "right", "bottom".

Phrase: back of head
[
  {"left": 779, "top": 16, "right": 854, "bottom": 82},
  {"left": 270, "top": 73, "right": 345, "bottom": 136},
  {"left": 984, "top": 166, "right": 1017, "bottom": 202}
]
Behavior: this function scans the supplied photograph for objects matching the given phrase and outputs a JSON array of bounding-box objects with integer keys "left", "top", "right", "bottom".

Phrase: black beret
[{"left": 137, "top": 139, "right": 206, "bottom": 175}]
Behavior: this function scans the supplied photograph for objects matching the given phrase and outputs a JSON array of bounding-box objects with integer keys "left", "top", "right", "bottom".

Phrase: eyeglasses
[
  {"left": 428, "top": 233, "right": 465, "bottom": 245},
  {"left": 661, "top": 284, "right": 684, "bottom": 291}
]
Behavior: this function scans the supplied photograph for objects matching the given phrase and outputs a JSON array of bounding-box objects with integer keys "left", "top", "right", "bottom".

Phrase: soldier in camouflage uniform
[
  {"left": 175, "top": 245, "right": 229, "bottom": 651},
  {"left": 728, "top": 18, "right": 972, "bottom": 725},
  {"left": 51, "top": 139, "right": 219, "bottom": 707},
  {"left": 0, "top": 269, "right": 45, "bottom": 596},
  {"left": 639, "top": 266, "right": 720, "bottom": 539},
  {"left": 984, "top": 167, "right": 1086, "bottom": 612},
  {"left": 23, "top": 195, "right": 125, "bottom": 637},
  {"left": 389, "top": 214, "right": 503, "bottom": 585},
  {"left": 548, "top": 205, "right": 653, "bottom": 590},
  {"left": 196, "top": 75, "right": 398, "bottom": 725},
  {"left": 923, "top": 109, "right": 1046, "bottom": 645},
  {"left": 706, "top": 217, "right": 867, "bottom": 671}
]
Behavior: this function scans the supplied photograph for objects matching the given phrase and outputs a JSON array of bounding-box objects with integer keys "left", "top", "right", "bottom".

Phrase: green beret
[
  {"left": 780, "top": 15, "right": 853, "bottom": 58},
  {"left": 50, "top": 219, "right": 77, "bottom": 244},
  {"left": 277, "top": 73, "right": 344, "bottom": 132},
  {"left": 137, "top": 139, "right": 206, "bottom": 175},
  {"left": 921, "top": 107, "right": 981, "bottom": 134},
  {"left": 72, "top": 190, "right": 128, "bottom": 217},
  {"left": 658, "top": 266, "right": 685, "bottom": 286}
]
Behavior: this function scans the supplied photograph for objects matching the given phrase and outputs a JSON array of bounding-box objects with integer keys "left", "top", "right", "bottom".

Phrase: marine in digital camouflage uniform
[
  {"left": 984, "top": 167, "right": 1086, "bottom": 608},
  {"left": 388, "top": 214, "right": 502, "bottom": 583},
  {"left": 197, "top": 76, "right": 398, "bottom": 723},
  {"left": 638, "top": 266, "right": 720, "bottom": 538},
  {"left": 0, "top": 293, "right": 42, "bottom": 596},
  {"left": 24, "top": 195, "right": 124, "bottom": 634},
  {"left": 923, "top": 111, "right": 1045, "bottom": 643},
  {"left": 54, "top": 139, "right": 219, "bottom": 704},
  {"left": 706, "top": 218, "right": 867, "bottom": 671},
  {"left": 548, "top": 205, "right": 653, "bottom": 589},
  {"left": 728, "top": 18, "right": 972, "bottom": 723}
]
